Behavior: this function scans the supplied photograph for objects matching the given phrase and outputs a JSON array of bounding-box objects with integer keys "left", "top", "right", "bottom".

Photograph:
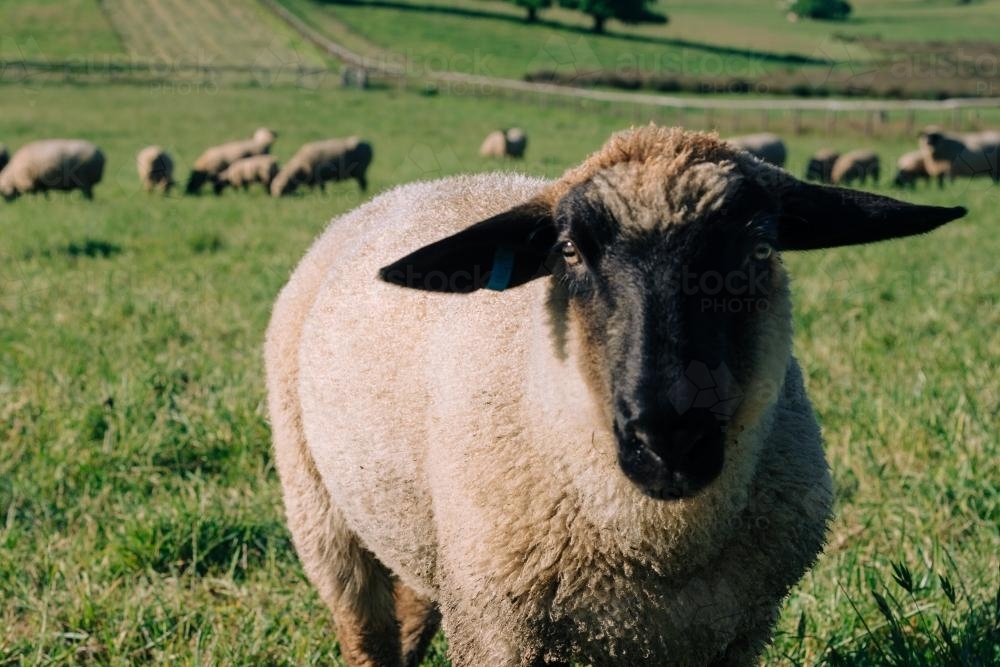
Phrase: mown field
[
  {"left": 279, "top": 0, "right": 1000, "bottom": 97},
  {"left": 1, "top": 1, "right": 999, "bottom": 665}
]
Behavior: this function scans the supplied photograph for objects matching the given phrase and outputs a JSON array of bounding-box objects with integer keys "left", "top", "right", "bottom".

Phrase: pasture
[{"left": 1, "top": 0, "right": 998, "bottom": 664}]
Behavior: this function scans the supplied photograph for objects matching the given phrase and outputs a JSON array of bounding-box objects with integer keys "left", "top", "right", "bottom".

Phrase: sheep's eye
[
  {"left": 561, "top": 241, "right": 581, "bottom": 266},
  {"left": 751, "top": 242, "right": 773, "bottom": 261}
]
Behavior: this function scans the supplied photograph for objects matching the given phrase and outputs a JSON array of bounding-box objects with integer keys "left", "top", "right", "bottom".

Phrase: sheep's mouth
[{"left": 615, "top": 426, "right": 724, "bottom": 501}]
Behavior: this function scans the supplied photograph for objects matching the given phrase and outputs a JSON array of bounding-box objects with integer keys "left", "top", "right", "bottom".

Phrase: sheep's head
[
  {"left": 381, "top": 126, "right": 966, "bottom": 500},
  {"left": 254, "top": 128, "right": 276, "bottom": 148}
]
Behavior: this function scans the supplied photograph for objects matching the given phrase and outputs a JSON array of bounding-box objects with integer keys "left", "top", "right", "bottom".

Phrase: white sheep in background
[
  {"left": 136, "top": 145, "right": 174, "bottom": 194},
  {"left": 214, "top": 154, "right": 279, "bottom": 194},
  {"left": 725, "top": 132, "right": 786, "bottom": 167},
  {"left": 185, "top": 127, "right": 276, "bottom": 195},
  {"left": 831, "top": 148, "right": 880, "bottom": 186},
  {"left": 805, "top": 148, "right": 839, "bottom": 183},
  {"left": 919, "top": 126, "right": 1000, "bottom": 185},
  {"left": 266, "top": 126, "right": 965, "bottom": 667},
  {"left": 479, "top": 127, "right": 528, "bottom": 159},
  {"left": 893, "top": 149, "right": 932, "bottom": 189},
  {"left": 270, "top": 137, "right": 372, "bottom": 196},
  {"left": 0, "top": 139, "right": 105, "bottom": 201}
]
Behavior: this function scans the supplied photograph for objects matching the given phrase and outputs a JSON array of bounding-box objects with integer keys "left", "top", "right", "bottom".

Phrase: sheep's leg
[
  {"left": 437, "top": 593, "right": 549, "bottom": 667},
  {"left": 394, "top": 581, "right": 440, "bottom": 667},
  {"left": 357, "top": 174, "right": 368, "bottom": 192},
  {"left": 81, "top": 187, "right": 94, "bottom": 201}
]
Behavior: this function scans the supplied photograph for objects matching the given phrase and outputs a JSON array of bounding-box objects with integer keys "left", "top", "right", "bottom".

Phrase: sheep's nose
[{"left": 614, "top": 412, "right": 725, "bottom": 500}]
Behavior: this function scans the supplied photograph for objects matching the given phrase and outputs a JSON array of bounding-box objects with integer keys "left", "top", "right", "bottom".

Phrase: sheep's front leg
[
  {"left": 437, "top": 587, "right": 562, "bottom": 667},
  {"left": 394, "top": 581, "right": 441, "bottom": 667}
]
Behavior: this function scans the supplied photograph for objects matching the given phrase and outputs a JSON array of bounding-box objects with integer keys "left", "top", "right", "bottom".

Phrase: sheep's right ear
[
  {"left": 774, "top": 181, "right": 966, "bottom": 250},
  {"left": 379, "top": 202, "right": 557, "bottom": 293}
]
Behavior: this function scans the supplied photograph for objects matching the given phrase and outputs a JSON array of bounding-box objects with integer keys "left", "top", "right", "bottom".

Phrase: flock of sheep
[
  {"left": 728, "top": 127, "right": 1000, "bottom": 188},
  {"left": 0, "top": 126, "right": 533, "bottom": 202},
  {"left": 1, "top": 124, "right": 993, "bottom": 203},
  {"left": 0, "top": 129, "right": 374, "bottom": 201}
]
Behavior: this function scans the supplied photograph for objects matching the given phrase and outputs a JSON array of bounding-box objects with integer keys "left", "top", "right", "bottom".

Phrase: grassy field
[
  {"left": 1, "top": 1, "right": 999, "bottom": 665},
  {"left": 278, "top": 0, "right": 1000, "bottom": 97}
]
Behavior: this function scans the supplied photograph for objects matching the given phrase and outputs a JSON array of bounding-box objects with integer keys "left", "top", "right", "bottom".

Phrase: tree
[
  {"left": 557, "top": 0, "right": 668, "bottom": 34},
  {"left": 512, "top": 0, "right": 551, "bottom": 22},
  {"left": 788, "top": 0, "right": 852, "bottom": 21}
]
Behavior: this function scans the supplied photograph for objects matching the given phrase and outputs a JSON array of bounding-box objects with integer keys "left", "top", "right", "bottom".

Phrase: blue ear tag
[{"left": 485, "top": 247, "right": 516, "bottom": 291}]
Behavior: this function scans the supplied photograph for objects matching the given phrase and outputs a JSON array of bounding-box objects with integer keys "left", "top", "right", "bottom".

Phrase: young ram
[{"left": 266, "top": 126, "right": 965, "bottom": 667}]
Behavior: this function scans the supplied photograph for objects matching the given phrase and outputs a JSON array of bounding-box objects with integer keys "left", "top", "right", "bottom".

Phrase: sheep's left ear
[
  {"left": 774, "top": 181, "right": 966, "bottom": 250},
  {"left": 379, "top": 202, "right": 557, "bottom": 293}
]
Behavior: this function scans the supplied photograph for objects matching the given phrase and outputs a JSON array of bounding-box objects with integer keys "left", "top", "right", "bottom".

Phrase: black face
[{"left": 549, "top": 184, "right": 778, "bottom": 500}]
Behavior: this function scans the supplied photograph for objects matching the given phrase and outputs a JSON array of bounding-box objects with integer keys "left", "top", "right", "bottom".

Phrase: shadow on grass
[
  {"left": 314, "top": 0, "right": 826, "bottom": 67},
  {"left": 24, "top": 238, "right": 123, "bottom": 260}
]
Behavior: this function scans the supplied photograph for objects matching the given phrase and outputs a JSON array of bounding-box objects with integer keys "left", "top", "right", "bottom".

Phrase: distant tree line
[{"left": 506, "top": 0, "right": 667, "bottom": 33}]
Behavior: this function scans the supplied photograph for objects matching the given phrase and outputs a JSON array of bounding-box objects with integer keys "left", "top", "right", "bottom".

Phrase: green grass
[
  {"left": 1, "top": 2, "right": 999, "bottom": 665},
  {"left": 280, "top": 0, "right": 1000, "bottom": 84}
]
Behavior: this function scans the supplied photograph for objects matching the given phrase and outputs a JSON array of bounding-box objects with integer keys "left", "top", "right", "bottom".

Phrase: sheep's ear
[
  {"left": 775, "top": 182, "right": 966, "bottom": 250},
  {"left": 379, "top": 202, "right": 557, "bottom": 293}
]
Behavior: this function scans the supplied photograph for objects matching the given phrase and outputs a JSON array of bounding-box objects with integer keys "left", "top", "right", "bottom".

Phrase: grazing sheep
[
  {"left": 136, "top": 146, "right": 174, "bottom": 194},
  {"left": 214, "top": 154, "right": 279, "bottom": 195},
  {"left": 892, "top": 150, "right": 931, "bottom": 189},
  {"left": 479, "top": 127, "right": 528, "bottom": 159},
  {"left": 726, "top": 132, "right": 787, "bottom": 167},
  {"left": 919, "top": 126, "right": 1000, "bottom": 185},
  {"left": 831, "top": 149, "right": 880, "bottom": 186},
  {"left": 805, "top": 148, "right": 839, "bottom": 183},
  {"left": 0, "top": 139, "right": 105, "bottom": 201},
  {"left": 266, "top": 126, "right": 965, "bottom": 667},
  {"left": 185, "top": 127, "right": 276, "bottom": 195},
  {"left": 0, "top": 144, "right": 9, "bottom": 173},
  {"left": 270, "top": 137, "right": 372, "bottom": 197}
]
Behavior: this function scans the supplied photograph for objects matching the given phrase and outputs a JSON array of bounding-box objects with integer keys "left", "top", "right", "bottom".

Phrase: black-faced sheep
[
  {"left": 480, "top": 127, "right": 528, "bottom": 159},
  {"left": 725, "top": 132, "right": 787, "bottom": 167},
  {"left": 831, "top": 149, "right": 880, "bottom": 186},
  {"left": 0, "top": 144, "right": 9, "bottom": 174},
  {"left": 919, "top": 126, "right": 1000, "bottom": 185},
  {"left": 269, "top": 137, "right": 372, "bottom": 196},
  {"left": 0, "top": 139, "right": 105, "bottom": 201},
  {"left": 892, "top": 150, "right": 932, "bottom": 189},
  {"left": 266, "top": 126, "right": 965, "bottom": 667},
  {"left": 213, "top": 155, "right": 279, "bottom": 195},
  {"left": 185, "top": 128, "right": 276, "bottom": 195},
  {"left": 137, "top": 146, "right": 174, "bottom": 194},
  {"left": 805, "top": 148, "right": 839, "bottom": 184}
]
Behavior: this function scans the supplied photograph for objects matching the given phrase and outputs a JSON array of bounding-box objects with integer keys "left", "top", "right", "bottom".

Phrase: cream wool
[
  {"left": 0, "top": 139, "right": 105, "bottom": 200},
  {"left": 831, "top": 149, "right": 880, "bottom": 186},
  {"left": 270, "top": 137, "right": 372, "bottom": 196},
  {"left": 136, "top": 146, "right": 174, "bottom": 194},
  {"left": 267, "top": 126, "right": 964, "bottom": 666}
]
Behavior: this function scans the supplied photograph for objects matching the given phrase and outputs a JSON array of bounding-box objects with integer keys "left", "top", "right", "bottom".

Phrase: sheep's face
[
  {"left": 380, "top": 127, "right": 966, "bottom": 500},
  {"left": 544, "top": 170, "right": 789, "bottom": 499}
]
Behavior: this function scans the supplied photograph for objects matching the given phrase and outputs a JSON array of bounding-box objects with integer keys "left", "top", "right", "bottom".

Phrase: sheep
[
  {"left": 0, "top": 144, "right": 9, "bottom": 174},
  {"left": 479, "top": 127, "right": 528, "bottom": 159},
  {"left": 266, "top": 125, "right": 966, "bottom": 667},
  {"left": 269, "top": 137, "right": 372, "bottom": 197},
  {"left": 892, "top": 150, "right": 931, "bottom": 189},
  {"left": 725, "top": 132, "right": 787, "bottom": 167},
  {"left": 213, "top": 154, "right": 279, "bottom": 195},
  {"left": 919, "top": 126, "right": 1000, "bottom": 185},
  {"left": 0, "top": 139, "right": 105, "bottom": 201},
  {"left": 804, "top": 148, "right": 839, "bottom": 183},
  {"left": 831, "top": 148, "right": 880, "bottom": 186},
  {"left": 185, "top": 127, "right": 276, "bottom": 195},
  {"left": 136, "top": 146, "right": 174, "bottom": 194}
]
